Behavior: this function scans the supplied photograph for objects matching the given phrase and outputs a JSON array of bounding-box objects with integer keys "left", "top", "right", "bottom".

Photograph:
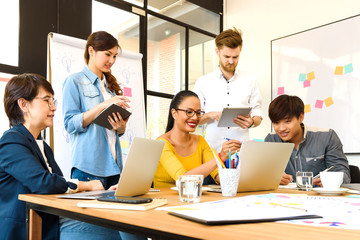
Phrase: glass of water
[
  {"left": 178, "top": 175, "right": 203, "bottom": 203},
  {"left": 296, "top": 172, "right": 313, "bottom": 191}
]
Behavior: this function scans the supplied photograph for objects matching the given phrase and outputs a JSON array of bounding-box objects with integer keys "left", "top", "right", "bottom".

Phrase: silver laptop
[
  {"left": 209, "top": 141, "right": 294, "bottom": 193},
  {"left": 236, "top": 141, "right": 294, "bottom": 192},
  {"left": 57, "top": 137, "right": 165, "bottom": 199}
]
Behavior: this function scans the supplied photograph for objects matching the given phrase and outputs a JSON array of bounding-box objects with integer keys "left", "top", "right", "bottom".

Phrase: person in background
[
  {"left": 153, "top": 90, "right": 241, "bottom": 188},
  {"left": 193, "top": 27, "right": 262, "bottom": 153},
  {"left": 265, "top": 94, "right": 350, "bottom": 186},
  {"left": 0, "top": 73, "right": 103, "bottom": 240},
  {"left": 61, "top": 31, "right": 144, "bottom": 240}
]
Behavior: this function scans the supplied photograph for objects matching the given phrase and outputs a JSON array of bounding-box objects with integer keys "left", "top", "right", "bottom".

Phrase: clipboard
[
  {"left": 217, "top": 107, "right": 251, "bottom": 127},
  {"left": 92, "top": 103, "right": 131, "bottom": 130}
]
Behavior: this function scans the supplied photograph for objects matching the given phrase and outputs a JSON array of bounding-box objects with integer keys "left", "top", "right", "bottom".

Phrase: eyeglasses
[
  {"left": 176, "top": 109, "right": 205, "bottom": 118},
  {"left": 33, "top": 96, "right": 57, "bottom": 108}
]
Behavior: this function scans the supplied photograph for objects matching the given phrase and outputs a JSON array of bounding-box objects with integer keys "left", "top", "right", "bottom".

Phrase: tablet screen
[{"left": 217, "top": 107, "right": 251, "bottom": 127}]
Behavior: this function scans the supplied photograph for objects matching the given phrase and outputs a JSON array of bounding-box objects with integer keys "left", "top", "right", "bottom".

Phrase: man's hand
[{"left": 280, "top": 172, "right": 293, "bottom": 185}]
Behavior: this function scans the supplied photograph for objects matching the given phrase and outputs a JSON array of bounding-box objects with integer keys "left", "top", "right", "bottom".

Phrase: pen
[
  {"left": 228, "top": 149, "right": 231, "bottom": 169},
  {"left": 314, "top": 166, "right": 334, "bottom": 179},
  {"left": 224, "top": 137, "right": 231, "bottom": 141},
  {"left": 270, "top": 202, "right": 308, "bottom": 212}
]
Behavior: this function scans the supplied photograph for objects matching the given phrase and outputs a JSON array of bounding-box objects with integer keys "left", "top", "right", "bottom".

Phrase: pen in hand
[{"left": 314, "top": 166, "right": 334, "bottom": 179}]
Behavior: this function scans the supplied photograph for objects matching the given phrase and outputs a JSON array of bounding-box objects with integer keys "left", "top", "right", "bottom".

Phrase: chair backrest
[{"left": 349, "top": 165, "right": 360, "bottom": 183}]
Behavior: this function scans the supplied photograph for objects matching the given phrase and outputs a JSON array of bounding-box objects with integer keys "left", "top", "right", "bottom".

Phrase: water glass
[
  {"left": 178, "top": 175, "right": 203, "bottom": 203},
  {"left": 296, "top": 172, "right": 313, "bottom": 191}
]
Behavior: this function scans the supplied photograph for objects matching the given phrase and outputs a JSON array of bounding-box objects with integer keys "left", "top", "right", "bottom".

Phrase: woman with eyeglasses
[
  {"left": 153, "top": 90, "right": 241, "bottom": 188},
  {"left": 0, "top": 73, "right": 104, "bottom": 240}
]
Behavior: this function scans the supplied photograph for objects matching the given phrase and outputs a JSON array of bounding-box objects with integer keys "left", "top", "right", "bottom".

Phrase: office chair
[{"left": 349, "top": 165, "right": 360, "bottom": 183}]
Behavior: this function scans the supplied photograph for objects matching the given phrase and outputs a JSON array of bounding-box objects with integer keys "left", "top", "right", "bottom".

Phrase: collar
[
  {"left": 82, "top": 65, "right": 101, "bottom": 85},
  {"left": 216, "top": 66, "right": 238, "bottom": 82},
  {"left": 13, "top": 124, "right": 37, "bottom": 142}
]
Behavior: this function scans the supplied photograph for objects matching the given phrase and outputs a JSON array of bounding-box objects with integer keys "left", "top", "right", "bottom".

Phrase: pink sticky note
[
  {"left": 277, "top": 87, "right": 284, "bottom": 95},
  {"left": 123, "top": 87, "right": 132, "bottom": 97},
  {"left": 315, "top": 100, "right": 323, "bottom": 109},
  {"left": 303, "top": 80, "right": 311, "bottom": 88}
]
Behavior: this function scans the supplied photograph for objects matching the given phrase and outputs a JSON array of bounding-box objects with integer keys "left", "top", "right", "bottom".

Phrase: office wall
[{"left": 224, "top": 0, "right": 360, "bottom": 167}]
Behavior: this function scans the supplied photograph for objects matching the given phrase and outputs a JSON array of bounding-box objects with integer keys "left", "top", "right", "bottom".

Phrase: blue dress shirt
[{"left": 62, "top": 66, "right": 122, "bottom": 177}]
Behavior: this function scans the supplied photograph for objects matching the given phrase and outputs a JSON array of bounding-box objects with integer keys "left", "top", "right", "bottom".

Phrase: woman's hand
[
  {"left": 108, "top": 112, "right": 129, "bottom": 134},
  {"left": 220, "top": 139, "right": 241, "bottom": 161},
  {"left": 108, "top": 184, "right": 118, "bottom": 191},
  {"left": 78, "top": 180, "right": 104, "bottom": 191},
  {"left": 103, "top": 95, "right": 131, "bottom": 110}
]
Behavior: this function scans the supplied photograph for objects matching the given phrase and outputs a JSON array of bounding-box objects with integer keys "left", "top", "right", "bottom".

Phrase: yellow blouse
[{"left": 153, "top": 135, "right": 218, "bottom": 188}]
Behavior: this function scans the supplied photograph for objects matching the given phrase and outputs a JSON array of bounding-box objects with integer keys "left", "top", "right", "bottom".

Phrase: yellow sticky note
[
  {"left": 307, "top": 71, "right": 315, "bottom": 81},
  {"left": 120, "top": 141, "right": 129, "bottom": 148},
  {"left": 304, "top": 104, "right": 311, "bottom": 113},
  {"left": 324, "top": 96, "right": 334, "bottom": 107},
  {"left": 334, "top": 66, "right": 344, "bottom": 75}
]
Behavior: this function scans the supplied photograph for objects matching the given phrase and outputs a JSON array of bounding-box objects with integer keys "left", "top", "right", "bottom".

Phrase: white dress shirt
[{"left": 193, "top": 67, "right": 262, "bottom": 152}]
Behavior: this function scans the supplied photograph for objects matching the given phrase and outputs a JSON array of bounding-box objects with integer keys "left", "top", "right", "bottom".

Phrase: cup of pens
[{"left": 219, "top": 150, "right": 240, "bottom": 197}]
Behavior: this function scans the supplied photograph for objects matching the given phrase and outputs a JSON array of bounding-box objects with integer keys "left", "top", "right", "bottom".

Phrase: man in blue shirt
[{"left": 265, "top": 95, "right": 350, "bottom": 186}]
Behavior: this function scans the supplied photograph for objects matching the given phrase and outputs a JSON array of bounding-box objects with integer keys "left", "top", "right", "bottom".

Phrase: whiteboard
[
  {"left": 47, "top": 33, "right": 146, "bottom": 178},
  {"left": 271, "top": 15, "right": 360, "bottom": 153}
]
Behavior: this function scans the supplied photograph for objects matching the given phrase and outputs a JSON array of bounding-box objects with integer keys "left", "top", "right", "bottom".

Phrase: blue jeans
[
  {"left": 71, "top": 167, "right": 120, "bottom": 190},
  {"left": 60, "top": 168, "right": 146, "bottom": 240}
]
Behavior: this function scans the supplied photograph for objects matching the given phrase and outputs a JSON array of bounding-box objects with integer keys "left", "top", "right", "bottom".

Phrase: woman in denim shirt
[{"left": 61, "top": 31, "right": 145, "bottom": 240}]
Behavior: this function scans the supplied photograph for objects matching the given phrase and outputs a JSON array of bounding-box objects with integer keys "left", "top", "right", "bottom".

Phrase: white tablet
[{"left": 217, "top": 107, "right": 252, "bottom": 127}]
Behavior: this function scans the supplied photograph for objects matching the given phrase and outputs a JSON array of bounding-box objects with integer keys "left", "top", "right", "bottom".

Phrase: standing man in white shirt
[{"left": 193, "top": 27, "right": 262, "bottom": 153}]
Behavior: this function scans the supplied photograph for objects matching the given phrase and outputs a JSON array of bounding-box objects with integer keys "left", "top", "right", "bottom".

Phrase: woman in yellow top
[{"left": 153, "top": 90, "right": 241, "bottom": 188}]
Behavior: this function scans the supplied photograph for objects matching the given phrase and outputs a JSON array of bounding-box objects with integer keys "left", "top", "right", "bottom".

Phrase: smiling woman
[
  {"left": 153, "top": 90, "right": 231, "bottom": 188},
  {"left": 0, "top": 73, "right": 103, "bottom": 240}
]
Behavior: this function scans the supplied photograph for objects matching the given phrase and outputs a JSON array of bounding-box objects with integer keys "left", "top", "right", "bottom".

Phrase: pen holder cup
[{"left": 219, "top": 168, "right": 240, "bottom": 197}]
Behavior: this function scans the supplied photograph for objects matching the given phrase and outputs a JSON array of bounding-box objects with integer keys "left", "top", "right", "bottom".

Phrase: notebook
[
  {"left": 57, "top": 137, "right": 165, "bottom": 199},
  {"left": 77, "top": 198, "right": 168, "bottom": 211},
  {"left": 92, "top": 103, "right": 132, "bottom": 130},
  {"left": 209, "top": 141, "right": 294, "bottom": 193}
]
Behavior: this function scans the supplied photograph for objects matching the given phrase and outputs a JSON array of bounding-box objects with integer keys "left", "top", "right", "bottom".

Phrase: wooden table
[{"left": 19, "top": 188, "right": 360, "bottom": 240}]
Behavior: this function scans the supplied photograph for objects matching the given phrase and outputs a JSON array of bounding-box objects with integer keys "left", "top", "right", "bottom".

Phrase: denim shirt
[
  {"left": 62, "top": 66, "right": 122, "bottom": 177},
  {"left": 265, "top": 124, "right": 350, "bottom": 184}
]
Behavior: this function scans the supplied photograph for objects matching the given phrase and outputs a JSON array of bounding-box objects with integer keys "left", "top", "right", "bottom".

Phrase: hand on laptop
[
  {"left": 78, "top": 180, "right": 104, "bottom": 191},
  {"left": 108, "top": 184, "right": 118, "bottom": 191},
  {"left": 280, "top": 173, "right": 293, "bottom": 185}
]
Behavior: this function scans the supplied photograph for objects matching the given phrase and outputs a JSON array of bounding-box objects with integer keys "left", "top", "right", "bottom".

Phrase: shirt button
[
  {"left": 227, "top": 104, "right": 229, "bottom": 106},
  {"left": 227, "top": 92, "right": 229, "bottom": 94},
  {"left": 228, "top": 127, "right": 230, "bottom": 129}
]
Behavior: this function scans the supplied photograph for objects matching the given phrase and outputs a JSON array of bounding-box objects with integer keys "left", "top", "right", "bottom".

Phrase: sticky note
[
  {"left": 123, "top": 87, "right": 132, "bottom": 97},
  {"left": 344, "top": 63, "right": 353, "bottom": 74},
  {"left": 324, "top": 96, "right": 334, "bottom": 107},
  {"left": 277, "top": 87, "right": 284, "bottom": 95},
  {"left": 334, "top": 66, "right": 344, "bottom": 75},
  {"left": 304, "top": 104, "right": 311, "bottom": 113},
  {"left": 298, "top": 73, "right": 307, "bottom": 82},
  {"left": 307, "top": 71, "right": 315, "bottom": 81},
  {"left": 303, "top": 80, "right": 311, "bottom": 88},
  {"left": 315, "top": 100, "right": 323, "bottom": 109}
]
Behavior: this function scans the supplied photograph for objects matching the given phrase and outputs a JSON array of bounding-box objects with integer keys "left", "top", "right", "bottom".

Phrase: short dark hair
[
  {"left": 268, "top": 95, "right": 304, "bottom": 122},
  {"left": 165, "top": 90, "right": 199, "bottom": 133},
  {"left": 215, "top": 27, "right": 243, "bottom": 49},
  {"left": 4, "top": 73, "right": 54, "bottom": 127}
]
